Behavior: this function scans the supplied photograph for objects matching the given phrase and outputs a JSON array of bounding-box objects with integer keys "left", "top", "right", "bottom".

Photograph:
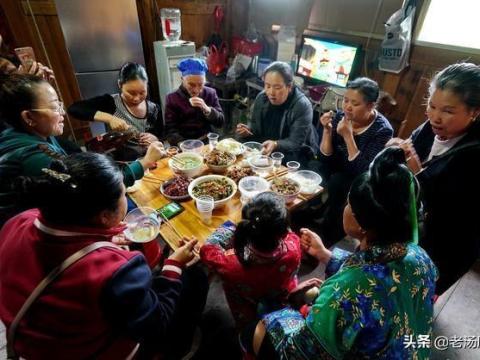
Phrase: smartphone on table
[
  {"left": 14, "top": 46, "right": 36, "bottom": 71},
  {"left": 157, "top": 201, "right": 184, "bottom": 220}
]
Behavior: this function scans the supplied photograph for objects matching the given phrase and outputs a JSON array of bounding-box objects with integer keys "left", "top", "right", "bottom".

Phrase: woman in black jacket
[{"left": 389, "top": 62, "right": 480, "bottom": 294}]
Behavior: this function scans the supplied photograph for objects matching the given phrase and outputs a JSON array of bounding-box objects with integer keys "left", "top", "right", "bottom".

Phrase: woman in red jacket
[{"left": 0, "top": 152, "right": 208, "bottom": 359}]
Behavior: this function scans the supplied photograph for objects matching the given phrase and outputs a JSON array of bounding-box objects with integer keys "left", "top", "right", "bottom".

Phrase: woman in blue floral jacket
[{"left": 242, "top": 147, "right": 438, "bottom": 359}]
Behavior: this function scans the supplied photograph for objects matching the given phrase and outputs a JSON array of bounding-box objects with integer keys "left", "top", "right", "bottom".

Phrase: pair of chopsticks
[
  {"left": 171, "top": 156, "right": 186, "bottom": 166},
  {"left": 158, "top": 212, "right": 200, "bottom": 256},
  {"left": 158, "top": 211, "right": 184, "bottom": 240},
  {"left": 266, "top": 169, "right": 288, "bottom": 180},
  {"left": 142, "top": 174, "right": 167, "bottom": 184}
]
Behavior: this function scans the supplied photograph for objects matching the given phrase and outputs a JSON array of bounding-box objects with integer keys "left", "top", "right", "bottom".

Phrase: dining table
[{"left": 127, "top": 148, "right": 324, "bottom": 250}]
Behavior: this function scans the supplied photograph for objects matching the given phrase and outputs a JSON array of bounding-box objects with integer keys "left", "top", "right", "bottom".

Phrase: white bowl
[
  {"left": 179, "top": 139, "right": 204, "bottom": 153},
  {"left": 238, "top": 176, "right": 270, "bottom": 203},
  {"left": 168, "top": 152, "right": 204, "bottom": 178},
  {"left": 188, "top": 174, "right": 237, "bottom": 208},
  {"left": 291, "top": 170, "right": 322, "bottom": 195},
  {"left": 216, "top": 138, "right": 245, "bottom": 156}
]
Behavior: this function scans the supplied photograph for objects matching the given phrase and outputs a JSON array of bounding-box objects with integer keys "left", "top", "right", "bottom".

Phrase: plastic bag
[{"left": 379, "top": 0, "right": 416, "bottom": 73}]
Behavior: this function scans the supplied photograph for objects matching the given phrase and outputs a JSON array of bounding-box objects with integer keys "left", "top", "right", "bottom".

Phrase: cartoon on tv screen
[{"left": 298, "top": 37, "right": 358, "bottom": 87}]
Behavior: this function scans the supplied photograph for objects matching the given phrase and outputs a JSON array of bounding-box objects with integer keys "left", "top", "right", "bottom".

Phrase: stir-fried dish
[
  {"left": 205, "top": 149, "right": 235, "bottom": 166},
  {"left": 226, "top": 166, "right": 255, "bottom": 183},
  {"left": 271, "top": 177, "right": 300, "bottom": 195},
  {"left": 192, "top": 178, "right": 233, "bottom": 201}
]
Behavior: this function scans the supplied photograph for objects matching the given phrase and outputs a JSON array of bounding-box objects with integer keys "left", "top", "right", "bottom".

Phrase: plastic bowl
[
  {"left": 243, "top": 141, "right": 263, "bottom": 157},
  {"left": 188, "top": 174, "right": 237, "bottom": 209},
  {"left": 248, "top": 155, "right": 274, "bottom": 177},
  {"left": 168, "top": 152, "right": 204, "bottom": 178},
  {"left": 204, "top": 150, "right": 237, "bottom": 174},
  {"left": 179, "top": 139, "right": 204, "bottom": 153},
  {"left": 123, "top": 207, "right": 160, "bottom": 243},
  {"left": 160, "top": 176, "right": 192, "bottom": 202},
  {"left": 238, "top": 176, "right": 270, "bottom": 203},
  {"left": 292, "top": 170, "right": 322, "bottom": 195},
  {"left": 270, "top": 177, "right": 301, "bottom": 204}
]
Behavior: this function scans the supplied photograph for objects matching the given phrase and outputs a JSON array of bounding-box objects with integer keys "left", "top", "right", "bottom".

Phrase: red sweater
[
  {"left": 201, "top": 231, "right": 301, "bottom": 326},
  {"left": 0, "top": 209, "right": 184, "bottom": 359}
]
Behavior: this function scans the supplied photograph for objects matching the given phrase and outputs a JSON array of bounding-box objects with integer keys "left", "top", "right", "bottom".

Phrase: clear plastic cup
[
  {"left": 196, "top": 195, "right": 214, "bottom": 224},
  {"left": 271, "top": 152, "right": 284, "bottom": 170},
  {"left": 123, "top": 207, "right": 160, "bottom": 243},
  {"left": 287, "top": 161, "right": 300, "bottom": 173},
  {"left": 207, "top": 132, "right": 219, "bottom": 151}
]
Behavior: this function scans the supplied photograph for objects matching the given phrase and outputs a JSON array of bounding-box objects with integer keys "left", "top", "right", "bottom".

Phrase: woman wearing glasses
[{"left": 0, "top": 74, "right": 165, "bottom": 226}]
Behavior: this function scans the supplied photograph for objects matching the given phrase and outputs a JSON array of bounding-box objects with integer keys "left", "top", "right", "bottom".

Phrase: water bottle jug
[{"left": 161, "top": 8, "right": 181, "bottom": 42}]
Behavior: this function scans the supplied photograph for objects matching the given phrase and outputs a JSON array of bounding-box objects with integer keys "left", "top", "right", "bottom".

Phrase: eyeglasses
[{"left": 30, "top": 101, "right": 65, "bottom": 115}]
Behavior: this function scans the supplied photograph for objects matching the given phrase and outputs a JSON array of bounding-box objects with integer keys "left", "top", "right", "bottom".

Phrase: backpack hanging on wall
[{"left": 379, "top": 0, "right": 417, "bottom": 73}]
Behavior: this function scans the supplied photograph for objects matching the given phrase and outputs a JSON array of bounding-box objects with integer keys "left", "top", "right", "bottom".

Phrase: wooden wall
[
  {"left": 2, "top": 0, "right": 478, "bottom": 141},
  {"left": 0, "top": 0, "right": 88, "bottom": 142}
]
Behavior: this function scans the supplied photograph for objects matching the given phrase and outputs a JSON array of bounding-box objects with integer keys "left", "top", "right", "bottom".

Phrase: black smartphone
[{"left": 157, "top": 202, "right": 184, "bottom": 220}]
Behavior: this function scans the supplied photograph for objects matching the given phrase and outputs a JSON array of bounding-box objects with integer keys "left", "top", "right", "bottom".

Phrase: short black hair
[
  {"left": 0, "top": 73, "right": 48, "bottom": 130},
  {"left": 118, "top": 62, "right": 148, "bottom": 85},
  {"left": 263, "top": 61, "right": 294, "bottom": 86},
  {"left": 15, "top": 152, "right": 124, "bottom": 226},
  {"left": 347, "top": 77, "right": 379, "bottom": 104}
]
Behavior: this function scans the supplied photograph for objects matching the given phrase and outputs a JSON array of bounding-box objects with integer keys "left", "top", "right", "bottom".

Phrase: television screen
[{"left": 297, "top": 35, "right": 361, "bottom": 87}]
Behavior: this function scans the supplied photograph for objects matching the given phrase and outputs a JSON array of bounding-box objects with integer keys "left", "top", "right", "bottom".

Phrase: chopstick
[
  {"left": 266, "top": 169, "right": 288, "bottom": 180},
  {"left": 158, "top": 211, "right": 184, "bottom": 240},
  {"left": 171, "top": 156, "right": 186, "bottom": 166}
]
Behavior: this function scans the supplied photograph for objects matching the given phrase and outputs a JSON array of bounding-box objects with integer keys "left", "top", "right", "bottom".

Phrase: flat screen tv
[{"left": 297, "top": 34, "right": 362, "bottom": 87}]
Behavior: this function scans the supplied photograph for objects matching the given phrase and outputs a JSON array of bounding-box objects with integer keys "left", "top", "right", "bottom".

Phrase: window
[{"left": 417, "top": 0, "right": 480, "bottom": 50}]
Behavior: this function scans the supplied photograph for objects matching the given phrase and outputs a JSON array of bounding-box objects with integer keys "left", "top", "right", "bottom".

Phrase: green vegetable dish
[{"left": 192, "top": 179, "right": 233, "bottom": 201}]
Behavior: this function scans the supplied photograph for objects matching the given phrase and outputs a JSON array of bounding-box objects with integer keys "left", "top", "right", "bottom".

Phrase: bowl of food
[
  {"left": 168, "top": 152, "right": 204, "bottom": 178},
  {"left": 188, "top": 174, "right": 237, "bottom": 208},
  {"left": 204, "top": 149, "right": 236, "bottom": 173},
  {"left": 226, "top": 165, "right": 256, "bottom": 183},
  {"left": 179, "top": 139, "right": 204, "bottom": 153},
  {"left": 160, "top": 176, "right": 192, "bottom": 201},
  {"left": 238, "top": 176, "right": 270, "bottom": 204},
  {"left": 216, "top": 138, "right": 245, "bottom": 156},
  {"left": 248, "top": 155, "right": 274, "bottom": 177},
  {"left": 243, "top": 141, "right": 263, "bottom": 158},
  {"left": 291, "top": 170, "right": 322, "bottom": 195},
  {"left": 270, "top": 177, "right": 301, "bottom": 204},
  {"left": 123, "top": 207, "right": 160, "bottom": 243}
]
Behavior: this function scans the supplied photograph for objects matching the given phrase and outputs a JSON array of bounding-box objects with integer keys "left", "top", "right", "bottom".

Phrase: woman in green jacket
[{"left": 0, "top": 74, "right": 165, "bottom": 226}]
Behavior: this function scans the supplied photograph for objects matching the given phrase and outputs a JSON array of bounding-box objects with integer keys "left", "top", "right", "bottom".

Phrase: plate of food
[
  {"left": 160, "top": 176, "right": 192, "bottom": 201},
  {"left": 188, "top": 174, "right": 237, "bottom": 208},
  {"left": 226, "top": 165, "right": 256, "bottom": 183},
  {"left": 204, "top": 149, "right": 236, "bottom": 173},
  {"left": 270, "top": 177, "right": 301, "bottom": 204},
  {"left": 216, "top": 138, "right": 245, "bottom": 156}
]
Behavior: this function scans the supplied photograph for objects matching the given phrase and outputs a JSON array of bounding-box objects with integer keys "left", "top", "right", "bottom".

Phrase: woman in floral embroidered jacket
[
  {"left": 200, "top": 192, "right": 302, "bottom": 328},
  {"left": 243, "top": 147, "right": 438, "bottom": 360}
]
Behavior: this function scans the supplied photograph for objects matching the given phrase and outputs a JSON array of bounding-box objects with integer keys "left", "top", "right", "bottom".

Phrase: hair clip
[{"left": 41, "top": 168, "right": 77, "bottom": 188}]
